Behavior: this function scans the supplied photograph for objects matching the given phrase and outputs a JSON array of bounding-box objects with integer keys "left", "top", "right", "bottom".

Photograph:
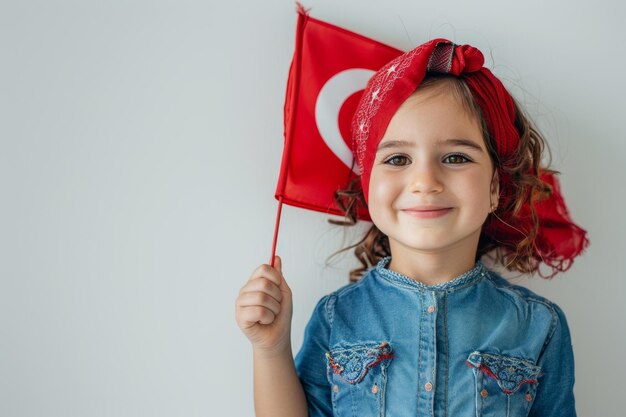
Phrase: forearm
[{"left": 253, "top": 344, "right": 308, "bottom": 417}]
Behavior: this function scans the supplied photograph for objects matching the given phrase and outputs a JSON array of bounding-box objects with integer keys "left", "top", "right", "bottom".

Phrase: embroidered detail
[
  {"left": 326, "top": 342, "right": 394, "bottom": 384},
  {"left": 466, "top": 351, "right": 542, "bottom": 395},
  {"left": 352, "top": 45, "right": 425, "bottom": 174}
]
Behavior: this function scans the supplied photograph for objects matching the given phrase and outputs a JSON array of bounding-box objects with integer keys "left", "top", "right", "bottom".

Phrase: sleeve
[
  {"left": 294, "top": 295, "right": 334, "bottom": 417},
  {"left": 529, "top": 303, "right": 577, "bottom": 417}
]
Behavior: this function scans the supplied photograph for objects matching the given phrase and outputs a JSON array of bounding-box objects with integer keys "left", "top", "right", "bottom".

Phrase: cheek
[
  {"left": 455, "top": 172, "right": 493, "bottom": 205},
  {"left": 367, "top": 173, "right": 398, "bottom": 217}
]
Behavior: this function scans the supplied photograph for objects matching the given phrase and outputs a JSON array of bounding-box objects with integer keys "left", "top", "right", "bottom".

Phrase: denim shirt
[{"left": 294, "top": 257, "right": 576, "bottom": 417}]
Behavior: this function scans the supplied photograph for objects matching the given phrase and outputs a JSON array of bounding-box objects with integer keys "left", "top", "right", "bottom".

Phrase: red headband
[{"left": 351, "top": 38, "right": 588, "bottom": 273}]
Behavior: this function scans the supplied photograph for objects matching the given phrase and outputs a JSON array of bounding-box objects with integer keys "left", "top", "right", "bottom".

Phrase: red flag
[{"left": 275, "top": 5, "right": 403, "bottom": 219}]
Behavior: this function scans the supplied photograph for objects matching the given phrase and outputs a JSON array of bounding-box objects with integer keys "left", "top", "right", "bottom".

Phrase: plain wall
[{"left": 1, "top": 0, "right": 625, "bottom": 416}]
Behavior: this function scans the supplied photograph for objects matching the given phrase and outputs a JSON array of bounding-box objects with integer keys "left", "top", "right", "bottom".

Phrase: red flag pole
[
  {"left": 269, "top": 196, "right": 284, "bottom": 267},
  {"left": 270, "top": 3, "right": 309, "bottom": 267}
]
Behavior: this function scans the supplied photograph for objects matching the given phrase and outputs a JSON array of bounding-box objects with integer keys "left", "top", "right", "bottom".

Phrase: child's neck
[{"left": 387, "top": 244, "right": 478, "bottom": 286}]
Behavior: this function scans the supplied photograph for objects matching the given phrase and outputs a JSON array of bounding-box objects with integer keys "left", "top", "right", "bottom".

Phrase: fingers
[
  {"left": 236, "top": 261, "right": 286, "bottom": 329},
  {"left": 248, "top": 263, "right": 283, "bottom": 286},
  {"left": 236, "top": 285, "right": 281, "bottom": 328},
  {"left": 235, "top": 257, "right": 295, "bottom": 350},
  {"left": 238, "top": 287, "right": 282, "bottom": 316},
  {"left": 237, "top": 304, "right": 277, "bottom": 327},
  {"left": 239, "top": 276, "right": 282, "bottom": 301}
]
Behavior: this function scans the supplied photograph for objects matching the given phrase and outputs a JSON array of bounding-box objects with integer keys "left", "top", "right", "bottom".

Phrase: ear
[{"left": 490, "top": 170, "right": 500, "bottom": 209}]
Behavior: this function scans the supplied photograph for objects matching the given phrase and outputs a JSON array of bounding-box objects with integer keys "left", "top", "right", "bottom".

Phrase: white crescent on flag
[{"left": 314, "top": 68, "right": 375, "bottom": 174}]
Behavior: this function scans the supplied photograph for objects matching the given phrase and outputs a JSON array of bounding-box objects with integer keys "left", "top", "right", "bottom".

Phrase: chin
[{"left": 389, "top": 231, "right": 482, "bottom": 254}]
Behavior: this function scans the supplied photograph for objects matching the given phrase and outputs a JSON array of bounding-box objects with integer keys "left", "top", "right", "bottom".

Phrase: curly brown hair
[{"left": 329, "top": 74, "right": 555, "bottom": 282}]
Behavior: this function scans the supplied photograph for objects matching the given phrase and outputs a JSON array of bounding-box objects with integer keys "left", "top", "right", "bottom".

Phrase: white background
[{"left": 1, "top": 0, "right": 625, "bottom": 416}]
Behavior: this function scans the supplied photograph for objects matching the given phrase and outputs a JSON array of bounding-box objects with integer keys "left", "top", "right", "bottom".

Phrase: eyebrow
[
  {"left": 442, "top": 138, "right": 484, "bottom": 152},
  {"left": 376, "top": 140, "right": 413, "bottom": 152},
  {"left": 376, "top": 138, "right": 484, "bottom": 153}
]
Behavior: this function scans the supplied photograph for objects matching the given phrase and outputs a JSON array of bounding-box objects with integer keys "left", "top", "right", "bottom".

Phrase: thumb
[
  {"left": 273, "top": 255, "right": 282, "bottom": 274},
  {"left": 274, "top": 256, "right": 292, "bottom": 295}
]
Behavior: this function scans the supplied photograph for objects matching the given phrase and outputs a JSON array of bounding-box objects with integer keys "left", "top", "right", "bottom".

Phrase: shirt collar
[{"left": 375, "top": 256, "right": 486, "bottom": 292}]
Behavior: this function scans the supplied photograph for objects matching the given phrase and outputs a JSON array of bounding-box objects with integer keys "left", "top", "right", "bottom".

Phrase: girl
[{"left": 236, "top": 39, "right": 588, "bottom": 417}]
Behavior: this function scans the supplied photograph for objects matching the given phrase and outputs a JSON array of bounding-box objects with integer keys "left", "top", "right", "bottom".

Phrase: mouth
[{"left": 401, "top": 206, "right": 453, "bottom": 219}]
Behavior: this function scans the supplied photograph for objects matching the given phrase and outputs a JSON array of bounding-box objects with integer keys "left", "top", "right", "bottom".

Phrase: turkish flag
[{"left": 275, "top": 5, "right": 403, "bottom": 220}]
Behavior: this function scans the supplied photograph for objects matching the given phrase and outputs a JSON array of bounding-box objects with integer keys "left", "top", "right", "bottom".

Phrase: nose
[{"left": 408, "top": 161, "right": 444, "bottom": 194}]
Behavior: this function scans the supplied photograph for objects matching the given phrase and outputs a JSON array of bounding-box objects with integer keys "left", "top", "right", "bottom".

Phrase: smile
[{"left": 401, "top": 207, "right": 453, "bottom": 219}]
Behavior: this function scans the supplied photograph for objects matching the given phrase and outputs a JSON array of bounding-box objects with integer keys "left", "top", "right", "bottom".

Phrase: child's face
[{"left": 368, "top": 85, "right": 498, "bottom": 260}]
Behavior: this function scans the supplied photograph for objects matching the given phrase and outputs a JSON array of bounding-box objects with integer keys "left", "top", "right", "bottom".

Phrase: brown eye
[
  {"left": 384, "top": 155, "right": 411, "bottom": 166},
  {"left": 443, "top": 154, "right": 471, "bottom": 164}
]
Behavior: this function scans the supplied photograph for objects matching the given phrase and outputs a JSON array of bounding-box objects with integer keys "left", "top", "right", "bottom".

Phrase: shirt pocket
[
  {"left": 326, "top": 341, "right": 393, "bottom": 417},
  {"left": 466, "top": 351, "right": 541, "bottom": 417}
]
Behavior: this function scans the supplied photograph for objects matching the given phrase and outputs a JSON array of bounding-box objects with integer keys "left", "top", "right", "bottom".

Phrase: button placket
[{"left": 417, "top": 291, "right": 437, "bottom": 413}]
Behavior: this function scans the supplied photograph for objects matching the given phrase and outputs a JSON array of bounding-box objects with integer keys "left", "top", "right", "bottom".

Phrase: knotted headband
[{"left": 351, "top": 38, "right": 588, "bottom": 273}]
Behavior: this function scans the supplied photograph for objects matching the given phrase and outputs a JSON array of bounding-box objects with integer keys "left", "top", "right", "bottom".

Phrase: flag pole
[{"left": 269, "top": 196, "right": 284, "bottom": 267}]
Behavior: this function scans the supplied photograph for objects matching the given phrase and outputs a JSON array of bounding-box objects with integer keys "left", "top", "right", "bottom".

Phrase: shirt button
[
  {"left": 427, "top": 305, "right": 436, "bottom": 313},
  {"left": 525, "top": 393, "right": 533, "bottom": 402},
  {"left": 333, "top": 384, "right": 339, "bottom": 393},
  {"left": 480, "top": 388, "right": 488, "bottom": 398},
  {"left": 424, "top": 382, "right": 433, "bottom": 392},
  {"left": 371, "top": 384, "right": 379, "bottom": 394}
]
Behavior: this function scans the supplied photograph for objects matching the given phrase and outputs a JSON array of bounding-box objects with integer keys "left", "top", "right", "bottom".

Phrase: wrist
[{"left": 253, "top": 341, "right": 294, "bottom": 361}]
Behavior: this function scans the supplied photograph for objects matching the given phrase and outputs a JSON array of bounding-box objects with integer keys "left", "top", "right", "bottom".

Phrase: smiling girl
[{"left": 236, "top": 39, "right": 588, "bottom": 417}]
